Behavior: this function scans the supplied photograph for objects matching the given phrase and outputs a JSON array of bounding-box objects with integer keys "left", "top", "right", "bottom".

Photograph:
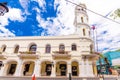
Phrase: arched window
[
  {"left": 45, "top": 44, "right": 51, "bottom": 53},
  {"left": 90, "top": 44, "right": 93, "bottom": 53},
  {"left": 1, "top": 45, "right": 6, "bottom": 52},
  {"left": 81, "top": 17, "right": 84, "bottom": 23},
  {"left": 14, "top": 45, "right": 19, "bottom": 53},
  {"left": 83, "top": 28, "right": 86, "bottom": 36},
  {"left": 71, "top": 44, "right": 77, "bottom": 51},
  {"left": 29, "top": 44, "right": 37, "bottom": 54},
  {"left": 59, "top": 44, "right": 65, "bottom": 52}
]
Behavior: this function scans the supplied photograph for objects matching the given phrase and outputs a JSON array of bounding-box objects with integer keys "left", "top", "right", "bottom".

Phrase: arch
[
  {"left": 1, "top": 44, "right": 6, "bottom": 52},
  {"left": 5, "top": 61, "right": 17, "bottom": 76},
  {"left": 59, "top": 44, "right": 65, "bottom": 52},
  {"left": 45, "top": 44, "right": 51, "bottom": 53},
  {"left": 81, "top": 17, "right": 84, "bottom": 23},
  {"left": 41, "top": 61, "right": 52, "bottom": 76},
  {"left": 56, "top": 61, "right": 67, "bottom": 76},
  {"left": 28, "top": 43, "right": 37, "bottom": 54},
  {"left": 83, "top": 28, "right": 86, "bottom": 36},
  {"left": 71, "top": 43, "right": 77, "bottom": 51},
  {"left": 14, "top": 44, "right": 19, "bottom": 53},
  {"left": 90, "top": 44, "right": 93, "bottom": 53},
  {"left": 71, "top": 61, "right": 79, "bottom": 76},
  {"left": 22, "top": 61, "right": 35, "bottom": 76}
]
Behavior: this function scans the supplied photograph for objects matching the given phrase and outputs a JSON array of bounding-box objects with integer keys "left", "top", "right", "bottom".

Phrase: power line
[{"left": 65, "top": 0, "right": 120, "bottom": 25}]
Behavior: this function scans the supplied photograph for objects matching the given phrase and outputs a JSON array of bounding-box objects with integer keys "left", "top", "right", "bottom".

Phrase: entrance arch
[
  {"left": 71, "top": 61, "right": 79, "bottom": 76},
  {"left": 22, "top": 61, "right": 35, "bottom": 76},
  {"left": 41, "top": 61, "right": 52, "bottom": 76},
  {"left": 56, "top": 61, "right": 67, "bottom": 76},
  {"left": 6, "top": 61, "right": 17, "bottom": 76}
]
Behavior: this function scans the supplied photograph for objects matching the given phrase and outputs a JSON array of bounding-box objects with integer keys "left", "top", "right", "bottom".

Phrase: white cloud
[{"left": 0, "top": 7, "right": 25, "bottom": 37}]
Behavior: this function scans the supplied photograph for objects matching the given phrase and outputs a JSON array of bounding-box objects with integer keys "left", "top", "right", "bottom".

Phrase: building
[{"left": 0, "top": 3, "right": 98, "bottom": 78}]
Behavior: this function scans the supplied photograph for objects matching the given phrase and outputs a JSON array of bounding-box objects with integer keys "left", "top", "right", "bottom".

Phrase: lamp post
[
  {"left": 0, "top": 61, "right": 4, "bottom": 70},
  {"left": 0, "top": 2, "right": 9, "bottom": 16}
]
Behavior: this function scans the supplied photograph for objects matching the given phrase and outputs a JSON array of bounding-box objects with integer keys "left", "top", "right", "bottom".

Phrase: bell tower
[{"left": 74, "top": 3, "right": 90, "bottom": 37}]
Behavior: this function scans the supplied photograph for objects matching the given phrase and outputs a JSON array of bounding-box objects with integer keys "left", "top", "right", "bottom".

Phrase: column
[
  {"left": 93, "top": 61, "right": 98, "bottom": 76},
  {"left": 14, "top": 60, "right": 23, "bottom": 76},
  {"left": 33, "top": 60, "right": 41, "bottom": 77},
  {"left": 50, "top": 61, "right": 56, "bottom": 77},
  {"left": 89, "top": 61, "right": 94, "bottom": 76},
  {"left": 0, "top": 61, "right": 7, "bottom": 76},
  {"left": 79, "top": 60, "right": 85, "bottom": 77},
  {"left": 85, "top": 60, "right": 94, "bottom": 77},
  {"left": 67, "top": 62, "right": 71, "bottom": 77},
  {"left": 86, "top": 59, "right": 89, "bottom": 76}
]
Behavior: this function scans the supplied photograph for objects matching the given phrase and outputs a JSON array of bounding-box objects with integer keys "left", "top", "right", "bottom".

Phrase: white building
[{"left": 0, "top": 3, "right": 98, "bottom": 78}]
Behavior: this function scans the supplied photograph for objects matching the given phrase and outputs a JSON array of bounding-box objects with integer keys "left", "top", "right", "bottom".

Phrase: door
[
  {"left": 8, "top": 64, "right": 17, "bottom": 75},
  {"left": 46, "top": 64, "right": 52, "bottom": 76},
  {"left": 60, "top": 64, "right": 66, "bottom": 76}
]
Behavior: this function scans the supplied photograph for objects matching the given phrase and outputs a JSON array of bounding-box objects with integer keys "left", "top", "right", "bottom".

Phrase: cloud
[
  {"left": 0, "top": 7, "right": 25, "bottom": 37},
  {"left": 36, "top": 0, "right": 76, "bottom": 36},
  {"left": 19, "top": 0, "right": 30, "bottom": 15}
]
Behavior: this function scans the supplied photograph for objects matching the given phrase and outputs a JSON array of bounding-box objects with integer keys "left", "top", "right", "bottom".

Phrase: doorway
[
  {"left": 8, "top": 64, "right": 17, "bottom": 75},
  {"left": 60, "top": 64, "right": 66, "bottom": 76}
]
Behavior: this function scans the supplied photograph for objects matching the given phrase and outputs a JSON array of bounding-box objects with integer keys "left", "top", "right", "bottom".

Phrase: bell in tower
[{"left": 74, "top": 3, "right": 90, "bottom": 37}]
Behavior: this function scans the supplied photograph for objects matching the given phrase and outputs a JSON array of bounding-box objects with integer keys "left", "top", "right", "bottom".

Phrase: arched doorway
[
  {"left": 23, "top": 61, "right": 35, "bottom": 76},
  {"left": 41, "top": 61, "right": 52, "bottom": 76},
  {"left": 6, "top": 61, "right": 17, "bottom": 76},
  {"left": 56, "top": 61, "right": 67, "bottom": 76},
  {"left": 71, "top": 61, "right": 79, "bottom": 76}
]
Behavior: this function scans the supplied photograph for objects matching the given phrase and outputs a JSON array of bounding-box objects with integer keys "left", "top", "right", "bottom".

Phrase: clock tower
[{"left": 74, "top": 3, "right": 90, "bottom": 37}]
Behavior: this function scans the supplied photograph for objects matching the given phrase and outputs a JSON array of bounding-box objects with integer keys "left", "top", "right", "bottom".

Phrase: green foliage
[
  {"left": 111, "top": 8, "right": 120, "bottom": 19},
  {"left": 115, "top": 49, "right": 120, "bottom": 52}
]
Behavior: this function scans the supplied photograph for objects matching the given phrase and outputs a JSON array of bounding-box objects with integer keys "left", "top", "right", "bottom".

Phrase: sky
[{"left": 0, "top": 0, "right": 120, "bottom": 53}]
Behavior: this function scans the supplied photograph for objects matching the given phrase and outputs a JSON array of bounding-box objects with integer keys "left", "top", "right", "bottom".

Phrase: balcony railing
[
  {"left": 18, "top": 51, "right": 39, "bottom": 59},
  {"left": 52, "top": 51, "right": 71, "bottom": 59},
  {"left": 0, "top": 51, "right": 6, "bottom": 59}
]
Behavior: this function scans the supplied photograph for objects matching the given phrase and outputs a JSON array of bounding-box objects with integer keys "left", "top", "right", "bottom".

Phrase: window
[
  {"left": 29, "top": 44, "right": 37, "bottom": 54},
  {"left": 1, "top": 45, "right": 6, "bottom": 52},
  {"left": 83, "top": 28, "right": 86, "bottom": 36},
  {"left": 90, "top": 44, "right": 93, "bottom": 53},
  {"left": 45, "top": 44, "right": 51, "bottom": 53},
  {"left": 81, "top": 17, "right": 84, "bottom": 23},
  {"left": 14, "top": 45, "right": 19, "bottom": 53},
  {"left": 59, "top": 44, "right": 65, "bottom": 52},
  {"left": 71, "top": 44, "right": 77, "bottom": 51}
]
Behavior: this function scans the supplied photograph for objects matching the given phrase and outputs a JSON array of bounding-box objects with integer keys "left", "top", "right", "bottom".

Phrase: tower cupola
[{"left": 74, "top": 3, "right": 90, "bottom": 37}]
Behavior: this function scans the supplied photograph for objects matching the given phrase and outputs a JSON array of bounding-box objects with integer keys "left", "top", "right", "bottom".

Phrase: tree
[{"left": 111, "top": 8, "right": 120, "bottom": 19}]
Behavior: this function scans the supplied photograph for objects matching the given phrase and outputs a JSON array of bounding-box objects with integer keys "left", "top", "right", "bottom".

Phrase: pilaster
[
  {"left": 50, "top": 61, "right": 56, "bottom": 77},
  {"left": 33, "top": 60, "right": 41, "bottom": 77}
]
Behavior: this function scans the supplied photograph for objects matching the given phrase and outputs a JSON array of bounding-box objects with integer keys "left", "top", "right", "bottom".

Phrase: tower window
[
  {"left": 83, "top": 29, "right": 86, "bottom": 36},
  {"left": 59, "top": 44, "right": 65, "bottom": 52},
  {"left": 1, "top": 45, "right": 6, "bottom": 52},
  {"left": 29, "top": 44, "right": 37, "bottom": 54},
  {"left": 45, "top": 44, "right": 51, "bottom": 53},
  {"left": 71, "top": 44, "right": 77, "bottom": 51},
  {"left": 14, "top": 45, "right": 19, "bottom": 53},
  {"left": 90, "top": 44, "right": 93, "bottom": 53},
  {"left": 81, "top": 17, "right": 84, "bottom": 23}
]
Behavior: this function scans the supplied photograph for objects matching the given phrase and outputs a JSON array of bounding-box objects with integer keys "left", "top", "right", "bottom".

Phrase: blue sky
[{"left": 0, "top": 0, "right": 120, "bottom": 52}]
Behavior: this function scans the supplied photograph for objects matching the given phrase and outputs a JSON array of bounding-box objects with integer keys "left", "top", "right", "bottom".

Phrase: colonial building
[{"left": 0, "top": 3, "right": 98, "bottom": 77}]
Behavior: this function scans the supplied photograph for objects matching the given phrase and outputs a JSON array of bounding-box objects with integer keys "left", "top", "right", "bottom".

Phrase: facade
[{"left": 0, "top": 3, "right": 98, "bottom": 77}]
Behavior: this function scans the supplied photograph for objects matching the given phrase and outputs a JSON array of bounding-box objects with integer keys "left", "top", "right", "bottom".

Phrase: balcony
[
  {"left": 0, "top": 52, "right": 6, "bottom": 59},
  {"left": 82, "top": 54, "right": 99, "bottom": 60},
  {"left": 52, "top": 51, "right": 71, "bottom": 59},
  {"left": 18, "top": 51, "right": 39, "bottom": 59}
]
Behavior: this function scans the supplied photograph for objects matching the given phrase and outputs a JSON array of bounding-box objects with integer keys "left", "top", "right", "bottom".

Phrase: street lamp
[
  {"left": 0, "top": 61, "right": 4, "bottom": 70},
  {"left": 0, "top": 2, "right": 9, "bottom": 16},
  {"left": 51, "top": 61, "right": 54, "bottom": 67}
]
